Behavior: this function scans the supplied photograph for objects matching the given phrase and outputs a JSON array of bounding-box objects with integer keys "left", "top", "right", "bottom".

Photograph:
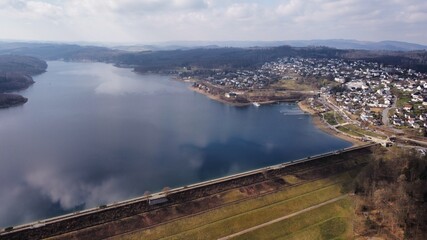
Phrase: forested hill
[
  {"left": 342, "top": 50, "right": 427, "bottom": 73},
  {"left": 117, "top": 46, "right": 427, "bottom": 73},
  {"left": 0, "top": 55, "right": 47, "bottom": 92},
  {"left": 0, "top": 55, "right": 47, "bottom": 75},
  {"left": 118, "top": 46, "right": 344, "bottom": 72},
  {"left": 0, "top": 55, "right": 47, "bottom": 108},
  {"left": 0, "top": 42, "right": 121, "bottom": 62},
  {"left": 0, "top": 42, "right": 426, "bottom": 73}
]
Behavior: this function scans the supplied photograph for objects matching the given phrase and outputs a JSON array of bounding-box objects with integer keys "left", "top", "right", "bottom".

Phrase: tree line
[{"left": 353, "top": 147, "right": 427, "bottom": 239}]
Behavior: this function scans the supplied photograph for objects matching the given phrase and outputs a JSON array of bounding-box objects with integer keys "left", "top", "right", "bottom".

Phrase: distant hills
[
  {"left": 3, "top": 39, "right": 426, "bottom": 55},
  {"left": 277, "top": 40, "right": 427, "bottom": 51},
  {"left": 0, "top": 55, "right": 47, "bottom": 75},
  {"left": 0, "top": 42, "right": 121, "bottom": 61},
  {"left": 1, "top": 40, "right": 427, "bottom": 75},
  {"left": 113, "top": 39, "right": 427, "bottom": 52}
]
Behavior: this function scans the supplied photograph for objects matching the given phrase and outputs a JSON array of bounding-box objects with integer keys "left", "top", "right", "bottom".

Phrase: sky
[{"left": 0, "top": 0, "right": 426, "bottom": 45}]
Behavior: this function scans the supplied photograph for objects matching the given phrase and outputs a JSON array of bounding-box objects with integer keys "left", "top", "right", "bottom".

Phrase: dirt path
[{"left": 217, "top": 195, "right": 348, "bottom": 240}]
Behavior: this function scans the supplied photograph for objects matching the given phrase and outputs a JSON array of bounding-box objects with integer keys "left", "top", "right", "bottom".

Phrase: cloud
[
  {"left": 25, "top": 1, "right": 63, "bottom": 18},
  {"left": 24, "top": 166, "right": 127, "bottom": 209},
  {"left": 225, "top": 3, "right": 260, "bottom": 20},
  {"left": 25, "top": 167, "right": 86, "bottom": 209},
  {"left": 0, "top": 0, "right": 426, "bottom": 44},
  {"left": 277, "top": 0, "right": 302, "bottom": 16},
  {"left": 64, "top": 0, "right": 208, "bottom": 16}
]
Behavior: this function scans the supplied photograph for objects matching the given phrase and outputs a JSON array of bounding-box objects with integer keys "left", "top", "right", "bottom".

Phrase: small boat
[{"left": 253, "top": 102, "right": 261, "bottom": 107}]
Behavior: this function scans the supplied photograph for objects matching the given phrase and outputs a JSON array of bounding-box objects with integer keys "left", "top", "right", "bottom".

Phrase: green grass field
[
  {"left": 397, "top": 95, "right": 411, "bottom": 108},
  {"left": 117, "top": 172, "right": 355, "bottom": 240},
  {"left": 336, "top": 125, "right": 364, "bottom": 138},
  {"left": 324, "top": 111, "right": 338, "bottom": 125}
]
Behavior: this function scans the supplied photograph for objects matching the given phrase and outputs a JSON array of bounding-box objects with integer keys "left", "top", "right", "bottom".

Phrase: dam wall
[{"left": 0, "top": 143, "right": 377, "bottom": 240}]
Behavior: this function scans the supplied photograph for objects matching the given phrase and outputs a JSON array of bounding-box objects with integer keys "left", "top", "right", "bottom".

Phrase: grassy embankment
[
  {"left": 116, "top": 171, "right": 357, "bottom": 240},
  {"left": 322, "top": 110, "right": 386, "bottom": 142},
  {"left": 337, "top": 124, "right": 387, "bottom": 140}
]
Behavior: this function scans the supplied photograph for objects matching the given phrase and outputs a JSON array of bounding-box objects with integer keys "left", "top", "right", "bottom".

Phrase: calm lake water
[{"left": 0, "top": 61, "right": 351, "bottom": 227}]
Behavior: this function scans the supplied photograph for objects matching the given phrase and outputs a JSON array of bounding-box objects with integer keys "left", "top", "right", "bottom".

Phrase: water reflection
[{"left": 0, "top": 61, "right": 351, "bottom": 227}]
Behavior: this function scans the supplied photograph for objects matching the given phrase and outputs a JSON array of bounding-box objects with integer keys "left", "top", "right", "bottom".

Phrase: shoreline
[
  {"left": 296, "top": 100, "right": 317, "bottom": 115},
  {"left": 190, "top": 86, "right": 306, "bottom": 107},
  {"left": 190, "top": 87, "right": 250, "bottom": 107},
  {"left": 311, "top": 115, "right": 363, "bottom": 146},
  {"left": 191, "top": 86, "right": 362, "bottom": 147},
  {"left": 298, "top": 101, "right": 362, "bottom": 146},
  {"left": 0, "top": 93, "right": 28, "bottom": 109}
]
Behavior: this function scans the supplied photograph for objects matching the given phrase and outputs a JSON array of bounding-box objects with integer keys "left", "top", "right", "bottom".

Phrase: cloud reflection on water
[{"left": 0, "top": 61, "right": 351, "bottom": 227}]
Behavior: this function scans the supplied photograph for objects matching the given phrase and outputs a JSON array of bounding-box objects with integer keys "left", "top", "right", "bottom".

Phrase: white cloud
[
  {"left": 225, "top": 3, "right": 260, "bottom": 20},
  {"left": 25, "top": 1, "right": 63, "bottom": 18},
  {"left": 24, "top": 164, "right": 129, "bottom": 209},
  {"left": 0, "top": 0, "right": 426, "bottom": 44},
  {"left": 277, "top": 0, "right": 301, "bottom": 16},
  {"left": 25, "top": 168, "right": 81, "bottom": 209}
]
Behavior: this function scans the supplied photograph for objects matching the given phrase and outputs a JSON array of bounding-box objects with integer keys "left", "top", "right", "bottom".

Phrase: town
[
  {"left": 181, "top": 56, "right": 427, "bottom": 142},
  {"left": 279, "top": 57, "right": 427, "bottom": 135},
  {"left": 179, "top": 67, "right": 282, "bottom": 90}
]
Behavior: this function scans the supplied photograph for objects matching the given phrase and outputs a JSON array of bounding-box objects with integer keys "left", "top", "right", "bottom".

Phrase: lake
[{"left": 0, "top": 61, "right": 351, "bottom": 227}]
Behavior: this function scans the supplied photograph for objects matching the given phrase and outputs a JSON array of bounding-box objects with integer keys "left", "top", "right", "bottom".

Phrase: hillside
[
  {"left": 0, "top": 73, "right": 34, "bottom": 92},
  {"left": 1, "top": 42, "right": 427, "bottom": 73},
  {"left": 125, "top": 40, "right": 427, "bottom": 51},
  {"left": 0, "top": 93, "right": 28, "bottom": 108},
  {"left": 120, "top": 46, "right": 344, "bottom": 72},
  {"left": 0, "top": 55, "right": 47, "bottom": 108},
  {"left": 123, "top": 47, "right": 427, "bottom": 73},
  {"left": 0, "top": 55, "right": 47, "bottom": 75},
  {"left": 0, "top": 42, "right": 122, "bottom": 61},
  {"left": 353, "top": 147, "right": 427, "bottom": 239}
]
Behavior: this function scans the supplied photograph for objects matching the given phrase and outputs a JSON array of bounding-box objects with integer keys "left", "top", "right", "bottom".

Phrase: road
[
  {"left": 381, "top": 96, "right": 403, "bottom": 134},
  {"left": 319, "top": 95, "right": 355, "bottom": 124},
  {"left": 382, "top": 106, "right": 392, "bottom": 126},
  {"left": 316, "top": 94, "right": 427, "bottom": 148},
  {"left": 398, "top": 136, "right": 427, "bottom": 147},
  {"left": 218, "top": 195, "right": 348, "bottom": 240}
]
